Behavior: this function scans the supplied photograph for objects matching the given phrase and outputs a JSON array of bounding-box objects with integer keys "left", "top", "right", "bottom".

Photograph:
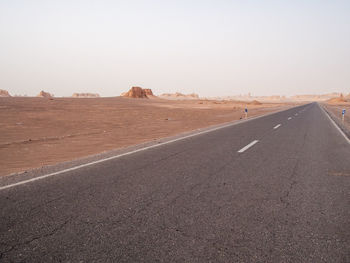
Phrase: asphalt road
[{"left": 1, "top": 103, "right": 349, "bottom": 262}]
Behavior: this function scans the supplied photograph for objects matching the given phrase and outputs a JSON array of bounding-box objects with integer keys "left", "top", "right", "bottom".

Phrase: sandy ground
[
  {"left": 323, "top": 102, "right": 350, "bottom": 131},
  {"left": 0, "top": 97, "right": 294, "bottom": 176}
]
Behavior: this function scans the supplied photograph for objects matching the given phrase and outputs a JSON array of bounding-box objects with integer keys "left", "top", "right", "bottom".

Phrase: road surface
[{"left": 1, "top": 103, "right": 349, "bottom": 262}]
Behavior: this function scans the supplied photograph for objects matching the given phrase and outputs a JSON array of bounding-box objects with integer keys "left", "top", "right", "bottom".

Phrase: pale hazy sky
[{"left": 1, "top": 0, "right": 349, "bottom": 97}]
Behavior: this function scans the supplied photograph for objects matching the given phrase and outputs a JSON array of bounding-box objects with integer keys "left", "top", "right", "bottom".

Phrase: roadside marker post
[
  {"left": 342, "top": 109, "right": 346, "bottom": 123},
  {"left": 245, "top": 108, "right": 248, "bottom": 119}
]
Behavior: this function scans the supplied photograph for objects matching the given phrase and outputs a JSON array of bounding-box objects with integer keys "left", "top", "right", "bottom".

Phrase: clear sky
[{"left": 1, "top": 0, "right": 349, "bottom": 97}]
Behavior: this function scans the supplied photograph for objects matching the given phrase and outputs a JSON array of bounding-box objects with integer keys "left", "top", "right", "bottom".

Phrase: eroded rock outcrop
[
  {"left": 159, "top": 92, "right": 199, "bottom": 100},
  {"left": 37, "top": 91, "right": 53, "bottom": 98},
  {"left": 72, "top": 93, "right": 100, "bottom": 98},
  {"left": 0, "top": 89, "right": 11, "bottom": 97},
  {"left": 121, "top": 87, "right": 155, "bottom": 98},
  {"left": 143, "top": 89, "right": 154, "bottom": 97},
  {"left": 327, "top": 94, "right": 348, "bottom": 104},
  {"left": 249, "top": 100, "right": 262, "bottom": 105}
]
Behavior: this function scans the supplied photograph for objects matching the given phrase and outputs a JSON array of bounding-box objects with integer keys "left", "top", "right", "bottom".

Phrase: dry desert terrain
[{"left": 0, "top": 97, "right": 294, "bottom": 176}]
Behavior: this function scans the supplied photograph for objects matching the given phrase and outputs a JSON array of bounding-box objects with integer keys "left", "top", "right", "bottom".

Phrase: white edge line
[
  {"left": 319, "top": 104, "right": 350, "bottom": 144},
  {"left": 273, "top": 124, "right": 282, "bottom": 129},
  {"left": 0, "top": 105, "right": 302, "bottom": 191},
  {"left": 237, "top": 140, "right": 259, "bottom": 153}
]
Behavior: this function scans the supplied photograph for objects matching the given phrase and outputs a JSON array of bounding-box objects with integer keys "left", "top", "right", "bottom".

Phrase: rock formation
[
  {"left": 0, "top": 89, "right": 11, "bottom": 97},
  {"left": 72, "top": 93, "right": 100, "bottom": 98},
  {"left": 327, "top": 94, "right": 348, "bottom": 104},
  {"left": 121, "top": 87, "right": 155, "bottom": 98},
  {"left": 249, "top": 100, "right": 262, "bottom": 105},
  {"left": 290, "top": 93, "right": 341, "bottom": 102},
  {"left": 37, "top": 91, "right": 53, "bottom": 98},
  {"left": 143, "top": 89, "right": 154, "bottom": 97},
  {"left": 159, "top": 92, "right": 199, "bottom": 100}
]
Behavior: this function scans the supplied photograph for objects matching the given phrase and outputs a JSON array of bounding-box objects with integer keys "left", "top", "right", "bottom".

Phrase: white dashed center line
[
  {"left": 273, "top": 124, "right": 281, "bottom": 129},
  {"left": 288, "top": 117, "right": 292, "bottom": 120},
  {"left": 237, "top": 140, "right": 259, "bottom": 153},
  {"left": 295, "top": 113, "right": 298, "bottom": 116}
]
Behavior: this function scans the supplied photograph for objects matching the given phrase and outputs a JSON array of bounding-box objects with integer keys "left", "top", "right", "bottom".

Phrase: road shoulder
[{"left": 320, "top": 103, "right": 350, "bottom": 143}]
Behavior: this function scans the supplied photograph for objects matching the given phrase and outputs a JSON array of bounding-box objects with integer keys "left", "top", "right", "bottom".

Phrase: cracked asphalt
[{"left": 1, "top": 103, "right": 349, "bottom": 262}]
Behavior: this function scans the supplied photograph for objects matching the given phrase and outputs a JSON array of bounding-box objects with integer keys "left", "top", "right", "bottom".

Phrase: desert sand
[{"left": 0, "top": 96, "right": 294, "bottom": 176}]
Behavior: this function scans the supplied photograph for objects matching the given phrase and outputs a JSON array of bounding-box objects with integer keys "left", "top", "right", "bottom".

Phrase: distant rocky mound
[
  {"left": 72, "top": 93, "right": 100, "bottom": 98},
  {"left": 0, "top": 89, "right": 11, "bottom": 97},
  {"left": 160, "top": 92, "right": 199, "bottom": 100},
  {"left": 143, "top": 89, "right": 155, "bottom": 97},
  {"left": 261, "top": 95, "right": 283, "bottom": 101},
  {"left": 291, "top": 92, "right": 341, "bottom": 102},
  {"left": 37, "top": 90, "right": 53, "bottom": 98},
  {"left": 327, "top": 94, "right": 348, "bottom": 104},
  {"left": 249, "top": 100, "right": 262, "bottom": 105},
  {"left": 121, "top": 87, "right": 155, "bottom": 98}
]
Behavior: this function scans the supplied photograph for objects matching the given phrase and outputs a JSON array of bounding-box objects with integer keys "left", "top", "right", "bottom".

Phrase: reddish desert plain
[{"left": 0, "top": 96, "right": 295, "bottom": 176}]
